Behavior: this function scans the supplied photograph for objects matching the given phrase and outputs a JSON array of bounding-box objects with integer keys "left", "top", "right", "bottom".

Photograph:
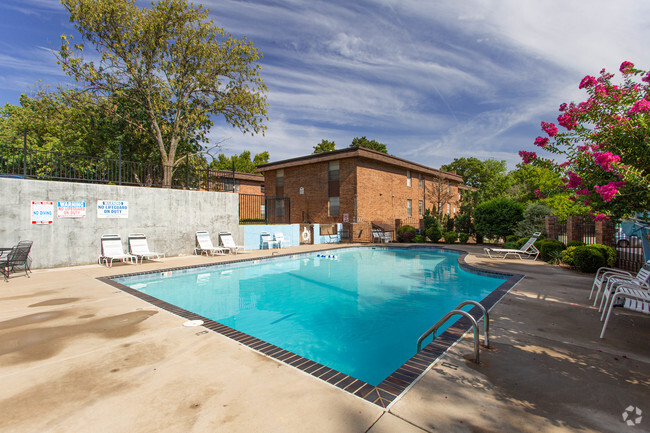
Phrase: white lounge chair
[
  {"left": 128, "top": 233, "right": 165, "bottom": 263},
  {"left": 600, "top": 282, "right": 650, "bottom": 338},
  {"left": 195, "top": 231, "right": 229, "bottom": 256},
  {"left": 99, "top": 234, "right": 137, "bottom": 267},
  {"left": 590, "top": 261, "right": 649, "bottom": 305},
  {"left": 372, "top": 228, "right": 390, "bottom": 243},
  {"left": 484, "top": 232, "right": 541, "bottom": 260},
  {"left": 260, "top": 232, "right": 278, "bottom": 249},
  {"left": 596, "top": 262, "right": 650, "bottom": 313},
  {"left": 219, "top": 231, "right": 246, "bottom": 254},
  {"left": 274, "top": 232, "right": 290, "bottom": 248}
]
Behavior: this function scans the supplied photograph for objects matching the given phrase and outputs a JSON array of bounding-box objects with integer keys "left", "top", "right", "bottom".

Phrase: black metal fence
[
  {"left": 239, "top": 194, "right": 290, "bottom": 225},
  {"left": 0, "top": 144, "right": 234, "bottom": 191}
]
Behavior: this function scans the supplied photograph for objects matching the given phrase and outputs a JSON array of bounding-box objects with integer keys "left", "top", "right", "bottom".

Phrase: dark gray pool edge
[{"left": 97, "top": 245, "right": 524, "bottom": 409}]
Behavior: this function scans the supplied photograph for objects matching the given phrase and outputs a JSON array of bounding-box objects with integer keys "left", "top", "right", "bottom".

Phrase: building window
[
  {"left": 446, "top": 181, "right": 450, "bottom": 193},
  {"left": 276, "top": 169, "right": 284, "bottom": 187},
  {"left": 418, "top": 200, "right": 423, "bottom": 216},
  {"left": 406, "top": 170, "right": 411, "bottom": 187},
  {"left": 446, "top": 203, "right": 450, "bottom": 215},
  {"left": 329, "top": 197, "right": 340, "bottom": 217},
  {"left": 418, "top": 174, "right": 423, "bottom": 188},
  {"left": 407, "top": 199, "right": 412, "bottom": 216},
  {"left": 328, "top": 161, "right": 339, "bottom": 181},
  {"left": 261, "top": 184, "right": 265, "bottom": 194}
]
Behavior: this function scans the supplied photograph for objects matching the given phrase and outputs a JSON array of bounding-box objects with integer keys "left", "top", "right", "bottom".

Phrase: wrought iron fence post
[
  {"left": 118, "top": 142, "right": 122, "bottom": 185},
  {"left": 185, "top": 154, "right": 190, "bottom": 189},
  {"left": 23, "top": 129, "right": 27, "bottom": 177},
  {"left": 232, "top": 159, "right": 236, "bottom": 192}
]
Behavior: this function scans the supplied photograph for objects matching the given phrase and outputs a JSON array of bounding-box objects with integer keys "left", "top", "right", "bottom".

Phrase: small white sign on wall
[
  {"left": 57, "top": 201, "right": 86, "bottom": 218},
  {"left": 97, "top": 200, "right": 129, "bottom": 219},
  {"left": 31, "top": 201, "right": 54, "bottom": 225}
]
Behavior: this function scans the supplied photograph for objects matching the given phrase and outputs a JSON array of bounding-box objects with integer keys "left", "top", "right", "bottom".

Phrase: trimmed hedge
[
  {"left": 397, "top": 225, "right": 417, "bottom": 242},
  {"left": 588, "top": 244, "right": 617, "bottom": 267},
  {"left": 443, "top": 231, "right": 458, "bottom": 244},
  {"left": 413, "top": 234, "right": 425, "bottom": 243},
  {"left": 535, "top": 239, "right": 566, "bottom": 262},
  {"left": 573, "top": 246, "right": 607, "bottom": 273},
  {"left": 561, "top": 246, "right": 579, "bottom": 267},
  {"left": 459, "top": 232, "right": 470, "bottom": 244},
  {"left": 426, "top": 226, "right": 443, "bottom": 243},
  {"left": 566, "top": 240, "right": 586, "bottom": 248}
]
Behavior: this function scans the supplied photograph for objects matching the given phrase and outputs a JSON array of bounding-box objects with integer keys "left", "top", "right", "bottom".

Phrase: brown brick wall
[{"left": 238, "top": 180, "right": 263, "bottom": 195}]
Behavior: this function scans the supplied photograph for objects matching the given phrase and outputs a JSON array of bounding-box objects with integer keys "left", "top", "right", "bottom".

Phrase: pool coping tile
[{"left": 97, "top": 246, "right": 524, "bottom": 409}]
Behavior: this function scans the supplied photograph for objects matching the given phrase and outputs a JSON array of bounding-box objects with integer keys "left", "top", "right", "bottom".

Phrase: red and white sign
[
  {"left": 343, "top": 213, "right": 349, "bottom": 223},
  {"left": 31, "top": 201, "right": 54, "bottom": 225},
  {"left": 57, "top": 201, "right": 86, "bottom": 218}
]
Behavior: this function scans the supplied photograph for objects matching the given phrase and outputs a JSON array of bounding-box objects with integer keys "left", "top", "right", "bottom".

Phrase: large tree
[
  {"left": 349, "top": 136, "right": 388, "bottom": 153},
  {"left": 57, "top": 0, "right": 268, "bottom": 187},
  {"left": 313, "top": 139, "right": 336, "bottom": 154},
  {"left": 209, "top": 150, "right": 269, "bottom": 173}
]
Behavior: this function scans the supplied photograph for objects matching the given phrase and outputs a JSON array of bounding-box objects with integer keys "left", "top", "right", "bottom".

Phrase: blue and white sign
[
  {"left": 57, "top": 201, "right": 86, "bottom": 218},
  {"left": 97, "top": 200, "right": 129, "bottom": 219}
]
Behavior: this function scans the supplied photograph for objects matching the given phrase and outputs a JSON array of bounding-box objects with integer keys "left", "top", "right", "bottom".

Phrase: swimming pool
[{"left": 109, "top": 247, "right": 516, "bottom": 396}]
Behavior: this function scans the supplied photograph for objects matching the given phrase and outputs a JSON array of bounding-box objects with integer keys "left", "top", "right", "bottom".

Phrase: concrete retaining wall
[{"left": 0, "top": 178, "right": 241, "bottom": 269}]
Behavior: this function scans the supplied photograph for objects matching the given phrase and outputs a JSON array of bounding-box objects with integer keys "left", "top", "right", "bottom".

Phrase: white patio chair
[
  {"left": 260, "top": 232, "right": 278, "bottom": 249},
  {"left": 274, "top": 232, "right": 291, "bottom": 248},
  {"left": 483, "top": 232, "right": 541, "bottom": 260},
  {"left": 128, "top": 233, "right": 165, "bottom": 263},
  {"left": 195, "top": 231, "right": 229, "bottom": 256},
  {"left": 600, "top": 282, "right": 650, "bottom": 338},
  {"left": 597, "top": 263, "right": 650, "bottom": 313},
  {"left": 372, "top": 228, "right": 390, "bottom": 243},
  {"left": 99, "top": 234, "right": 137, "bottom": 267},
  {"left": 590, "top": 261, "right": 649, "bottom": 306},
  {"left": 219, "top": 231, "right": 246, "bottom": 254}
]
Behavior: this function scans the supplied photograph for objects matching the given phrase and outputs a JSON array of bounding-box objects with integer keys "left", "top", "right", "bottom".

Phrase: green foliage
[
  {"left": 313, "top": 139, "right": 336, "bottom": 153},
  {"left": 473, "top": 198, "right": 525, "bottom": 241},
  {"left": 536, "top": 239, "right": 566, "bottom": 262},
  {"left": 503, "top": 241, "right": 518, "bottom": 249},
  {"left": 573, "top": 246, "right": 607, "bottom": 273},
  {"left": 443, "top": 231, "right": 458, "bottom": 244},
  {"left": 587, "top": 244, "right": 617, "bottom": 267},
  {"left": 515, "top": 203, "right": 553, "bottom": 238},
  {"left": 454, "top": 211, "right": 473, "bottom": 235},
  {"left": 57, "top": 0, "right": 268, "bottom": 187},
  {"left": 458, "top": 232, "right": 470, "bottom": 244},
  {"left": 425, "top": 226, "right": 443, "bottom": 243},
  {"left": 441, "top": 157, "right": 510, "bottom": 209},
  {"left": 413, "top": 235, "right": 425, "bottom": 243},
  {"left": 566, "top": 240, "right": 586, "bottom": 247},
  {"left": 349, "top": 136, "right": 387, "bottom": 153},
  {"left": 209, "top": 151, "right": 269, "bottom": 173},
  {"left": 546, "top": 249, "right": 565, "bottom": 265},
  {"left": 397, "top": 225, "right": 416, "bottom": 242},
  {"left": 562, "top": 246, "right": 579, "bottom": 266},
  {"left": 505, "top": 235, "right": 518, "bottom": 243},
  {"left": 516, "top": 237, "right": 531, "bottom": 249}
]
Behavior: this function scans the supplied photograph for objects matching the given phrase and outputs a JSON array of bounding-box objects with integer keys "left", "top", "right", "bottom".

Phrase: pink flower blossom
[
  {"left": 566, "top": 171, "right": 582, "bottom": 189},
  {"left": 628, "top": 99, "right": 650, "bottom": 115},
  {"left": 576, "top": 189, "right": 590, "bottom": 195},
  {"left": 577, "top": 145, "right": 590, "bottom": 152},
  {"left": 559, "top": 103, "right": 568, "bottom": 112},
  {"left": 593, "top": 152, "right": 621, "bottom": 171},
  {"left": 534, "top": 188, "right": 547, "bottom": 199},
  {"left": 541, "top": 121, "right": 558, "bottom": 137},
  {"left": 519, "top": 150, "right": 537, "bottom": 164},
  {"left": 534, "top": 136, "right": 549, "bottom": 147},
  {"left": 568, "top": 196, "right": 576, "bottom": 202},
  {"left": 593, "top": 213, "right": 609, "bottom": 222},
  {"left": 594, "top": 85, "right": 608, "bottom": 97},
  {"left": 579, "top": 75, "right": 598, "bottom": 89},
  {"left": 558, "top": 161, "right": 570, "bottom": 168},
  {"left": 557, "top": 114, "right": 578, "bottom": 130},
  {"left": 642, "top": 72, "right": 650, "bottom": 83},
  {"left": 594, "top": 181, "right": 625, "bottom": 202},
  {"left": 619, "top": 61, "right": 634, "bottom": 74}
]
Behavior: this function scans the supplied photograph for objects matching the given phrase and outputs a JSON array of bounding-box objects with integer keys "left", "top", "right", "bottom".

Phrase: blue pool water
[{"left": 116, "top": 247, "right": 506, "bottom": 386}]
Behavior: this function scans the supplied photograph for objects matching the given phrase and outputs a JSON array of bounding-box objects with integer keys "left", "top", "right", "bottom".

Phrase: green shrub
[
  {"left": 506, "top": 235, "right": 518, "bottom": 243},
  {"left": 443, "top": 231, "right": 458, "bottom": 244},
  {"left": 516, "top": 237, "right": 530, "bottom": 249},
  {"left": 425, "top": 225, "right": 443, "bottom": 243},
  {"left": 413, "top": 235, "right": 425, "bottom": 243},
  {"left": 474, "top": 198, "right": 524, "bottom": 241},
  {"left": 397, "top": 225, "right": 417, "bottom": 242},
  {"left": 536, "top": 239, "right": 566, "bottom": 262},
  {"left": 573, "top": 246, "right": 607, "bottom": 273},
  {"left": 562, "top": 246, "right": 579, "bottom": 267},
  {"left": 514, "top": 203, "right": 552, "bottom": 238},
  {"left": 547, "top": 249, "right": 564, "bottom": 265},
  {"left": 459, "top": 232, "right": 470, "bottom": 244},
  {"left": 587, "top": 244, "right": 616, "bottom": 267},
  {"left": 566, "top": 240, "right": 586, "bottom": 248},
  {"left": 503, "top": 241, "right": 518, "bottom": 249}
]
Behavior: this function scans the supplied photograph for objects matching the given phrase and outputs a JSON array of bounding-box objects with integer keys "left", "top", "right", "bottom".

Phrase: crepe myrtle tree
[
  {"left": 520, "top": 61, "right": 650, "bottom": 221},
  {"left": 57, "top": 0, "right": 268, "bottom": 187}
]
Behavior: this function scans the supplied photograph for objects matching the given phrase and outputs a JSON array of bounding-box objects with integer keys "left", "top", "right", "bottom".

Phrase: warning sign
[
  {"left": 97, "top": 200, "right": 129, "bottom": 219},
  {"left": 57, "top": 201, "right": 86, "bottom": 218},
  {"left": 31, "top": 201, "right": 54, "bottom": 225}
]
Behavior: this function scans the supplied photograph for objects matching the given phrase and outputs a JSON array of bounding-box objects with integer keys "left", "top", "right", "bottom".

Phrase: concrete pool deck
[{"left": 1, "top": 244, "right": 649, "bottom": 432}]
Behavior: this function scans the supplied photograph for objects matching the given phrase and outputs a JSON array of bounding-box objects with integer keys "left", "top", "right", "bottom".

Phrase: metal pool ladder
[{"left": 416, "top": 300, "right": 489, "bottom": 363}]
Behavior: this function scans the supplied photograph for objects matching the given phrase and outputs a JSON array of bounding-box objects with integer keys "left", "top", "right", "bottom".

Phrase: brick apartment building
[
  {"left": 215, "top": 170, "right": 264, "bottom": 195},
  {"left": 256, "top": 147, "right": 465, "bottom": 237}
]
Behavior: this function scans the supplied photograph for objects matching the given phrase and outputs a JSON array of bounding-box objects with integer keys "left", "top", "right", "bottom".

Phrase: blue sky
[{"left": 1, "top": 0, "right": 649, "bottom": 170}]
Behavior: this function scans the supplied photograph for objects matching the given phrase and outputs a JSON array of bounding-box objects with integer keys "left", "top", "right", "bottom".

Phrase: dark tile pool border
[{"left": 97, "top": 246, "right": 524, "bottom": 408}]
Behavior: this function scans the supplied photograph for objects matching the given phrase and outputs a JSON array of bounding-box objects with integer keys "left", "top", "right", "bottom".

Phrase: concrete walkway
[{"left": 1, "top": 245, "right": 648, "bottom": 432}]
